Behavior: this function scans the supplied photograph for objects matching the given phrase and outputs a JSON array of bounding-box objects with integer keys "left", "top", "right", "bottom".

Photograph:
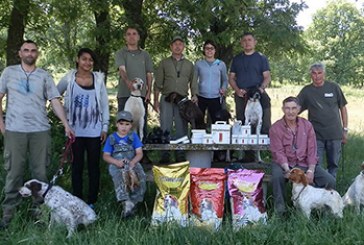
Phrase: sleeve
[
  {"left": 261, "top": 55, "right": 270, "bottom": 72},
  {"left": 154, "top": 60, "right": 164, "bottom": 92},
  {"left": 132, "top": 132, "right": 143, "bottom": 149},
  {"left": 297, "top": 88, "right": 307, "bottom": 112},
  {"left": 98, "top": 73, "right": 110, "bottom": 132},
  {"left": 44, "top": 72, "right": 61, "bottom": 101},
  {"left": 0, "top": 68, "right": 9, "bottom": 94},
  {"left": 335, "top": 84, "right": 348, "bottom": 108},
  {"left": 230, "top": 57, "right": 237, "bottom": 74},
  {"left": 145, "top": 52, "right": 154, "bottom": 73},
  {"left": 190, "top": 62, "right": 199, "bottom": 96},
  {"left": 115, "top": 50, "right": 126, "bottom": 69},
  {"left": 220, "top": 62, "right": 228, "bottom": 90},
  {"left": 56, "top": 72, "right": 71, "bottom": 95},
  {"left": 269, "top": 124, "right": 288, "bottom": 166},
  {"left": 306, "top": 122, "right": 318, "bottom": 166},
  {"left": 103, "top": 135, "right": 113, "bottom": 153}
]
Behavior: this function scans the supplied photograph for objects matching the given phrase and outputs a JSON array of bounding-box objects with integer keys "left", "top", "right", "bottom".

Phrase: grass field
[{"left": 1, "top": 84, "right": 364, "bottom": 245}]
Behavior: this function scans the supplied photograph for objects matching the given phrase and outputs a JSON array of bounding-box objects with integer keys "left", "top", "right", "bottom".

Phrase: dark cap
[
  {"left": 117, "top": 110, "right": 133, "bottom": 122},
  {"left": 171, "top": 36, "right": 184, "bottom": 44}
]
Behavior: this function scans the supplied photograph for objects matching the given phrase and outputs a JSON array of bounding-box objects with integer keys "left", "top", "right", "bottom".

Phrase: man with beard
[{"left": 0, "top": 40, "right": 73, "bottom": 228}]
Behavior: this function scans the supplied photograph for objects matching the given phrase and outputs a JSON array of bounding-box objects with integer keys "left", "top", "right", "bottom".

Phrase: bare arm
[
  {"left": 0, "top": 93, "right": 5, "bottom": 134},
  {"left": 340, "top": 105, "right": 348, "bottom": 144},
  {"left": 260, "top": 70, "right": 271, "bottom": 93},
  {"left": 153, "top": 88, "right": 160, "bottom": 113},
  {"left": 103, "top": 152, "right": 125, "bottom": 168},
  {"left": 145, "top": 72, "right": 153, "bottom": 102},
  {"left": 129, "top": 147, "right": 143, "bottom": 168},
  {"left": 50, "top": 98, "right": 74, "bottom": 138},
  {"left": 119, "top": 65, "right": 134, "bottom": 91},
  {"left": 229, "top": 72, "right": 245, "bottom": 97}
]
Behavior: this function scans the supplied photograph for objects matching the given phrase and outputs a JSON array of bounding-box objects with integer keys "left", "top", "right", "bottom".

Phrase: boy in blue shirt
[{"left": 103, "top": 110, "right": 146, "bottom": 218}]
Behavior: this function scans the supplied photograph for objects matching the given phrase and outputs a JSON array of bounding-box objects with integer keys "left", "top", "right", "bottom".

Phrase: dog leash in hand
[{"left": 43, "top": 136, "right": 75, "bottom": 198}]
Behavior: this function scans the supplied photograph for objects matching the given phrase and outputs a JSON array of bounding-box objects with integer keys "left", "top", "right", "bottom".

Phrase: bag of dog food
[
  {"left": 151, "top": 161, "right": 190, "bottom": 226},
  {"left": 190, "top": 168, "right": 226, "bottom": 231},
  {"left": 227, "top": 169, "right": 267, "bottom": 230}
]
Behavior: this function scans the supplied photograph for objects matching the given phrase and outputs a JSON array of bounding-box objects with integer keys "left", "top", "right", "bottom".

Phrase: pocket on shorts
[{"left": 3, "top": 148, "right": 11, "bottom": 171}]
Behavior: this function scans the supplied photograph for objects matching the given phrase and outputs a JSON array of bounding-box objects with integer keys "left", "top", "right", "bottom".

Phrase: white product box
[
  {"left": 191, "top": 129, "right": 206, "bottom": 144},
  {"left": 248, "top": 135, "right": 258, "bottom": 145},
  {"left": 241, "top": 125, "right": 251, "bottom": 137},
  {"left": 258, "top": 134, "right": 270, "bottom": 145},
  {"left": 211, "top": 121, "right": 231, "bottom": 144},
  {"left": 232, "top": 135, "right": 240, "bottom": 144},
  {"left": 203, "top": 134, "right": 213, "bottom": 144}
]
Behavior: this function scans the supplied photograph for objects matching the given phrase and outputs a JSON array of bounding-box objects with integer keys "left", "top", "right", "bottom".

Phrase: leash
[
  {"left": 43, "top": 136, "right": 75, "bottom": 198},
  {"left": 292, "top": 185, "right": 306, "bottom": 202}
]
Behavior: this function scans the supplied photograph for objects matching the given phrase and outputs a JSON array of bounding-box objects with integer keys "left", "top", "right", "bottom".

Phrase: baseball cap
[
  {"left": 171, "top": 36, "right": 184, "bottom": 44},
  {"left": 117, "top": 110, "right": 133, "bottom": 122}
]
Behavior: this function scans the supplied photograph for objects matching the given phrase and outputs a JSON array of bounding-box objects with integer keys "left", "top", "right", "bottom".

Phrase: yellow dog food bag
[{"left": 151, "top": 161, "right": 190, "bottom": 226}]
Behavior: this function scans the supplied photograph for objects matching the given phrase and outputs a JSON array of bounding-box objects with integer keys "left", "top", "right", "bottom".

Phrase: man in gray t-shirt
[
  {"left": 114, "top": 26, "right": 153, "bottom": 138},
  {"left": 298, "top": 62, "right": 348, "bottom": 178},
  {"left": 0, "top": 40, "right": 73, "bottom": 229}
]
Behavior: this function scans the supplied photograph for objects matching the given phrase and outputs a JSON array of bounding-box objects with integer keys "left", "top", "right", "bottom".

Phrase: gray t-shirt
[
  {"left": 297, "top": 81, "right": 347, "bottom": 140},
  {"left": 0, "top": 64, "right": 60, "bottom": 132},
  {"left": 114, "top": 47, "right": 153, "bottom": 98}
]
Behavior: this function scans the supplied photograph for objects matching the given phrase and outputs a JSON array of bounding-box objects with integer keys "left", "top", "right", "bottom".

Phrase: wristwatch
[{"left": 343, "top": 127, "right": 349, "bottom": 132}]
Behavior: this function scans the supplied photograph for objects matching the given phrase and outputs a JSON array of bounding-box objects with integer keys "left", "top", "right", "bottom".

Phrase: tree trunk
[
  {"left": 6, "top": 0, "right": 30, "bottom": 66},
  {"left": 121, "top": 0, "right": 147, "bottom": 49},
  {"left": 93, "top": 2, "right": 111, "bottom": 84}
]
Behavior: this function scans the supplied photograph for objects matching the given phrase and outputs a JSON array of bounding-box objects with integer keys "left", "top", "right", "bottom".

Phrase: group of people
[{"left": 0, "top": 25, "right": 348, "bottom": 227}]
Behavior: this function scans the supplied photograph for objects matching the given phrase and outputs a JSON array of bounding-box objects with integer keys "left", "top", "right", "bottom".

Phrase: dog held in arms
[
  {"left": 288, "top": 168, "right": 343, "bottom": 218},
  {"left": 244, "top": 87, "right": 263, "bottom": 162},
  {"left": 165, "top": 92, "right": 205, "bottom": 129},
  {"left": 342, "top": 162, "right": 364, "bottom": 213},
  {"left": 19, "top": 179, "right": 97, "bottom": 238},
  {"left": 124, "top": 77, "right": 146, "bottom": 141}
]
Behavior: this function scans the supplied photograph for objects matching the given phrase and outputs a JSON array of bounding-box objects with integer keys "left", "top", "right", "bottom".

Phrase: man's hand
[
  {"left": 191, "top": 95, "right": 198, "bottom": 104},
  {"left": 305, "top": 170, "right": 314, "bottom": 184},
  {"left": 342, "top": 131, "right": 348, "bottom": 144},
  {"left": 100, "top": 131, "right": 107, "bottom": 144},
  {"left": 236, "top": 88, "right": 247, "bottom": 98},
  {"left": 154, "top": 100, "right": 160, "bottom": 113}
]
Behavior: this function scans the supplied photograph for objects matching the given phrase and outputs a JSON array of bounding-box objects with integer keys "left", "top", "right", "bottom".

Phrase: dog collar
[
  {"left": 130, "top": 94, "right": 142, "bottom": 98},
  {"left": 292, "top": 185, "right": 306, "bottom": 202},
  {"left": 42, "top": 183, "right": 54, "bottom": 198},
  {"left": 177, "top": 97, "right": 188, "bottom": 106}
]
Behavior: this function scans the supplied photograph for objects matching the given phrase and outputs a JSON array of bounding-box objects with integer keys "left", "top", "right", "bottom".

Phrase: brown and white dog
[
  {"left": 288, "top": 168, "right": 343, "bottom": 218},
  {"left": 124, "top": 77, "right": 145, "bottom": 141},
  {"left": 342, "top": 163, "right": 364, "bottom": 213},
  {"left": 19, "top": 179, "right": 97, "bottom": 238}
]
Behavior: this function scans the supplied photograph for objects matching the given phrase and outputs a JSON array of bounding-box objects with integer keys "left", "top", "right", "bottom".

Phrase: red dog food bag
[
  {"left": 227, "top": 169, "right": 267, "bottom": 230},
  {"left": 151, "top": 161, "right": 190, "bottom": 226},
  {"left": 190, "top": 168, "right": 226, "bottom": 230}
]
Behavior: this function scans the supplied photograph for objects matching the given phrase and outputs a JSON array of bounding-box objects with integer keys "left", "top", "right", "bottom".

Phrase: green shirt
[
  {"left": 154, "top": 56, "right": 198, "bottom": 97},
  {"left": 114, "top": 47, "right": 153, "bottom": 98}
]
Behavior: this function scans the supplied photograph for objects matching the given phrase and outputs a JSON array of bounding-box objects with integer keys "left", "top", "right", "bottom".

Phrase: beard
[{"left": 22, "top": 56, "right": 37, "bottom": 66}]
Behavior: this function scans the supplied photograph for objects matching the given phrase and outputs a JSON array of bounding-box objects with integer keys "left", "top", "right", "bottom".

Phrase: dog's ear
[{"left": 300, "top": 171, "right": 308, "bottom": 186}]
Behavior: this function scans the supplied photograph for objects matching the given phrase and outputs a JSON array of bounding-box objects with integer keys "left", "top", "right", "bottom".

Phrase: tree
[
  {"left": 306, "top": 0, "right": 364, "bottom": 86},
  {"left": 6, "top": 0, "right": 30, "bottom": 66}
]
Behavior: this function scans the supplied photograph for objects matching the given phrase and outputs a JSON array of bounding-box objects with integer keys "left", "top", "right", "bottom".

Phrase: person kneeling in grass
[{"left": 103, "top": 110, "right": 146, "bottom": 218}]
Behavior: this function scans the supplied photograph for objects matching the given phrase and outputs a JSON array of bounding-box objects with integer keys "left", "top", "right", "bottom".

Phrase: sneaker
[{"left": 122, "top": 200, "right": 135, "bottom": 218}]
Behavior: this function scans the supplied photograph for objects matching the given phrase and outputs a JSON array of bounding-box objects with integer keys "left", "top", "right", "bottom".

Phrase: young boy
[{"left": 103, "top": 110, "right": 146, "bottom": 217}]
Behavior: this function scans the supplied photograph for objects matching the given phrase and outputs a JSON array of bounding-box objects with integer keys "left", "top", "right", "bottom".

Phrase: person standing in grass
[
  {"left": 0, "top": 40, "right": 73, "bottom": 229},
  {"left": 270, "top": 96, "right": 335, "bottom": 217},
  {"left": 103, "top": 110, "right": 146, "bottom": 218},
  {"left": 115, "top": 26, "right": 154, "bottom": 138},
  {"left": 195, "top": 40, "right": 228, "bottom": 124},
  {"left": 297, "top": 63, "right": 348, "bottom": 179},
  {"left": 57, "top": 48, "right": 110, "bottom": 209}
]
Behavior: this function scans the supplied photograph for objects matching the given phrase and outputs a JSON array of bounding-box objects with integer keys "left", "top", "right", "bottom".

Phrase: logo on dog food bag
[
  {"left": 198, "top": 181, "right": 219, "bottom": 191},
  {"left": 160, "top": 176, "right": 184, "bottom": 188},
  {"left": 234, "top": 180, "right": 257, "bottom": 193}
]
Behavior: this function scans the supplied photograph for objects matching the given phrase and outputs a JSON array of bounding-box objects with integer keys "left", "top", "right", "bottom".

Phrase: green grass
[{"left": 1, "top": 85, "right": 364, "bottom": 244}]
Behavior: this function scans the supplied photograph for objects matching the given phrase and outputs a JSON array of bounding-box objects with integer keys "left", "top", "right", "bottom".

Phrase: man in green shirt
[
  {"left": 154, "top": 36, "right": 198, "bottom": 162},
  {"left": 115, "top": 26, "right": 154, "bottom": 137}
]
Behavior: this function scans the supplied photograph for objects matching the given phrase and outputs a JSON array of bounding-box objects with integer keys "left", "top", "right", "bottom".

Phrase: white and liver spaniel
[
  {"left": 19, "top": 179, "right": 97, "bottom": 238},
  {"left": 288, "top": 168, "right": 343, "bottom": 218},
  {"left": 342, "top": 163, "right": 364, "bottom": 213}
]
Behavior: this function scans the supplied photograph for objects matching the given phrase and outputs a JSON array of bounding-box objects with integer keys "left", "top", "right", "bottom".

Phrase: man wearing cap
[
  {"left": 103, "top": 110, "right": 146, "bottom": 218},
  {"left": 115, "top": 26, "right": 154, "bottom": 137},
  {"left": 154, "top": 36, "right": 198, "bottom": 162},
  {"left": 229, "top": 32, "right": 271, "bottom": 162}
]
